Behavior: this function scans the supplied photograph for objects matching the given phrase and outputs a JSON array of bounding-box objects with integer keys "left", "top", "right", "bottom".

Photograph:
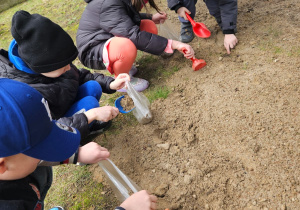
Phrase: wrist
[
  {"left": 171, "top": 40, "right": 179, "bottom": 50},
  {"left": 109, "top": 79, "right": 116, "bottom": 90},
  {"left": 164, "top": 39, "right": 174, "bottom": 53},
  {"left": 174, "top": 4, "right": 183, "bottom": 13},
  {"left": 223, "top": 29, "right": 235, "bottom": 34},
  {"left": 84, "top": 109, "right": 97, "bottom": 124}
]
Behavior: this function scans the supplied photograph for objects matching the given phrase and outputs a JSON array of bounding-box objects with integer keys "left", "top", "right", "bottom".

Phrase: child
[
  {"left": 76, "top": 0, "right": 196, "bottom": 92},
  {"left": 0, "top": 78, "right": 157, "bottom": 210},
  {"left": 167, "top": 0, "right": 238, "bottom": 54},
  {"left": 0, "top": 10, "right": 130, "bottom": 138}
]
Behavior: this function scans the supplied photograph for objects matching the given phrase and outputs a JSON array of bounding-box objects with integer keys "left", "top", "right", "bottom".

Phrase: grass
[
  {"left": 147, "top": 86, "right": 171, "bottom": 103},
  {"left": 0, "top": 1, "right": 180, "bottom": 209},
  {"left": 162, "top": 66, "right": 180, "bottom": 77},
  {"left": 45, "top": 165, "right": 116, "bottom": 209},
  {"left": 0, "top": 0, "right": 86, "bottom": 48}
]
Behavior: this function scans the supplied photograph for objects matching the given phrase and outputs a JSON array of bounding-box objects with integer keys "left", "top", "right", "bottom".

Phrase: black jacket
[
  {"left": 0, "top": 166, "right": 52, "bottom": 210},
  {"left": 168, "top": 0, "right": 237, "bottom": 34},
  {"left": 0, "top": 166, "right": 126, "bottom": 210},
  {"left": 76, "top": 0, "right": 168, "bottom": 70},
  {"left": 0, "top": 49, "right": 115, "bottom": 138}
]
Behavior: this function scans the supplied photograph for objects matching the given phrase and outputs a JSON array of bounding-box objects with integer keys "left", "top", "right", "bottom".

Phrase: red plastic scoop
[
  {"left": 183, "top": 49, "right": 206, "bottom": 71},
  {"left": 185, "top": 12, "right": 211, "bottom": 38}
]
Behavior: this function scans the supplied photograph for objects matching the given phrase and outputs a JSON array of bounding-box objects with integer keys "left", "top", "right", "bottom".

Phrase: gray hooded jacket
[{"left": 76, "top": 0, "right": 168, "bottom": 70}]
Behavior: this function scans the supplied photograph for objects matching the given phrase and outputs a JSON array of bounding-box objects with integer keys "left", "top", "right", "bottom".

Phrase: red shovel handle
[
  {"left": 185, "top": 12, "right": 211, "bottom": 38},
  {"left": 183, "top": 49, "right": 195, "bottom": 62},
  {"left": 183, "top": 49, "right": 207, "bottom": 71},
  {"left": 185, "top": 12, "right": 196, "bottom": 26}
]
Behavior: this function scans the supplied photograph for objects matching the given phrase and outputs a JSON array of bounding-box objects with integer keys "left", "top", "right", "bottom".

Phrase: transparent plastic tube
[
  {"left": 126, "top": 81, "right": 153, "bottom": 124},
  {"left": 159, "top": 19, "right": 180, "bottom": 41},
  {"left": 98, "top": 159, "right": 142, "bottom": 202}
]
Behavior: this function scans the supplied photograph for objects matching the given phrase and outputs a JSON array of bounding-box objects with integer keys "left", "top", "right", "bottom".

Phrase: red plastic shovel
[
  {"left": 183, "top": 49, "right": 206, "bottom": 71},
  {"left": 185, "top": 12, "right": 211, "bottom": 38}
]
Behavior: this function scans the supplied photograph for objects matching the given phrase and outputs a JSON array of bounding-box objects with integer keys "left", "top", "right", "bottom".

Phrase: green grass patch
[
  {"left": 138, "top": 54, "right": 158, "bottom": 65},
  {"left": 274, "top": 46, "right": 283, "bottom": 54},
  {"left": 0, "top": 0, "right": 86, "bottom": 48},
  {"left": 162, "top": 65, "right": 180, "bottom": 77},
  {"left": 147, "top": 86, "right": 170, "bottom": 103},
  {"left": 45, "top": 165, "right": 115, "bottom": 210}
]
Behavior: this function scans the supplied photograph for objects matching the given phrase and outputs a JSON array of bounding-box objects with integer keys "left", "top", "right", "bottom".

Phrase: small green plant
[
  {"left": 147, "top": 86, "right": 170, "bottom": 103},
  {"left": 274, "top": 46, "right": 282, "bottom": 54},
  {"left": 172, "top": 66, "right": 180, "bottom": 72},
  {"left": 243, "top": 62, "right": 248, "bottom": 70},
  {"left": 162, "top": 66, "right": 180, "bottom": 77}
]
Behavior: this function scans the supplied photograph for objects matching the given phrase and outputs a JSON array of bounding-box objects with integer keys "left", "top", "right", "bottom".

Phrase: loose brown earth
[{"left": 91, "top": 0, "right": 300, "bottom": 209}]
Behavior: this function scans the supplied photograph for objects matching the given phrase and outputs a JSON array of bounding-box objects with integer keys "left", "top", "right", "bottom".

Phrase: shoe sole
[
  {"left": 117, "top": 83, "right": 149, "bottom": 92},
  {"left": 180, "top": 36, "right": 195, "bottom": 43},
  {"left": 89, "top": 121, "right": 112, "bottom": 135}
]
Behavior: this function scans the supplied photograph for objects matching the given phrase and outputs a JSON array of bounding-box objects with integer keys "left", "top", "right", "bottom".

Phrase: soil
[
  {"left": 120, "top": 95, "right": 135, "bottom": 112},
  {"left": 92, "top": 0, "right": 300, "bottom": 209}
]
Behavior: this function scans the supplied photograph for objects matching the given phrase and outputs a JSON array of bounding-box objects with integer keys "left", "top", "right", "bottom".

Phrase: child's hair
[{"left": 132, "top": 0, "right": 161, "bottom": 13}]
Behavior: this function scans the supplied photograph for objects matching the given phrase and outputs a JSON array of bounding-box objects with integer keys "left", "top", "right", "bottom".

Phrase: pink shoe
[
  {"left": 129, "top": 65, "right": 138, "bottom": 77},
  {"left": 117, "top": 77, "right": 149, "bottom": 92}
]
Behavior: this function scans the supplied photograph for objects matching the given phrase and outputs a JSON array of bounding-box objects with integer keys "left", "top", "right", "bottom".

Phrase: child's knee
[
  {"left": 79, "top": 96, "right": 100, "bottom": 110},
  {"left": 86, "top": 80, "right": 102, "bottom": 93},
  {"left": 79, "top": 81, "right": 102, "bottom": 100},
  {"left": 118, "top": 38, "right": 137, "bottom": 59},
  {"left": 65, "top": 95, "right": 99, "bottom": 117}
]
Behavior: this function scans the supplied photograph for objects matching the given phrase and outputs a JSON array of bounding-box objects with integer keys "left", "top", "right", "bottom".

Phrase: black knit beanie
[{"left": 11, "top": 10, "right": 78, "bottom": 73}]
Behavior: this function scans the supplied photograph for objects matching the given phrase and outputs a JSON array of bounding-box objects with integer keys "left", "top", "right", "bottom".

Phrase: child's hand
[
  {"left": 110, "top": 73, "right": 130, "bottom": 90},
  {"left": 171, "top": 40, "right": 195, "bottom": 59},
  {"left": 177, "top": 7, "right": 190, "bottom": 20},
  {"left": 224, "top": 34, "right": 238, "bottom": 54},
  {"left": 152, "top": 12, "right": 167, "bottom": 24},
  {"left": 84, "top": 106, "right": 119, "bottom": 123},
  {"left": 120, "top": 190, "right": 157, "bottom": 210},
  {"left": 78, "top": 142, "right": 110, "bottom": 164}
]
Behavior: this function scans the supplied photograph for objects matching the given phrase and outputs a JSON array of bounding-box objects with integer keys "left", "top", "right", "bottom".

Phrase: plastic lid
[{"left": 114, "top": 95, "right": 135, "bottom": 114}]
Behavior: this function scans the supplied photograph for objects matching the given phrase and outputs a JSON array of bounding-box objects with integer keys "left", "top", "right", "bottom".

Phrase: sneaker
[
  {"left": 129, "top": 65, "right": 138, "bottom": 77},
  {"left": 180, "top": 22, "right": 194, "bottom": 43},
  {"left": 117, "top": 77, "right": 149, "bottom": 92},
  {"left": 89, "top": 120, "right": 112, "bottom": 135},
  {"left": 49, "top": 207, "right": 64, "bottom": 210}
]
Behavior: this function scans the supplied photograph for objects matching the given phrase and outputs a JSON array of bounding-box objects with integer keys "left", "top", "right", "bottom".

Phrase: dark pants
[{"left": 179, "top": 0, "right": 221, "bottom": 27}]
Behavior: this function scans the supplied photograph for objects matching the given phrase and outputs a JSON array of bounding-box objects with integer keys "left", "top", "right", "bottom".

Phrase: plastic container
[
  {"left": 98, "top": 159, "right": 141, "bottom": 202},
  {"left": 126, "top": 81, "right": 153, "bottom": 124}
]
